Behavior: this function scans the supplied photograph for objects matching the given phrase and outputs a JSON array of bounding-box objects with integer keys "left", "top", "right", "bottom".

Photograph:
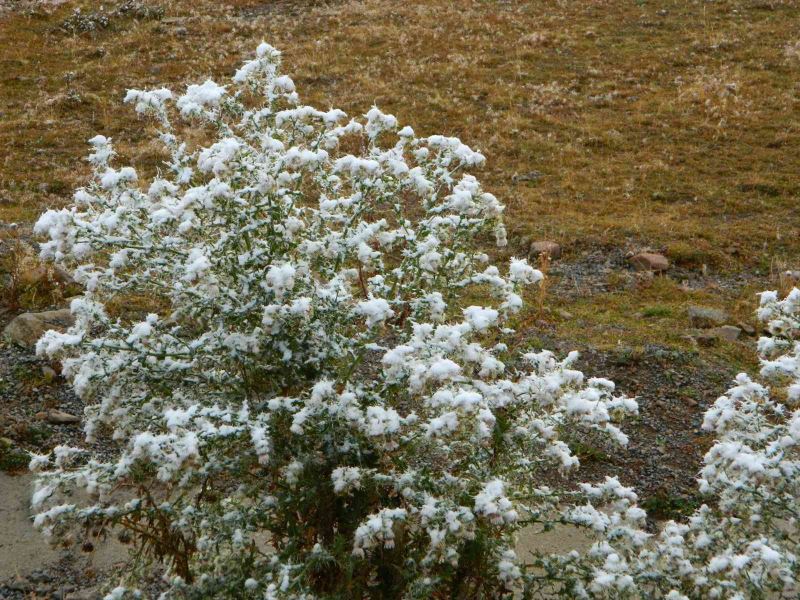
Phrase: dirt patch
[{"left": 0, "top": 473, "right": 129, "bottom": 597}]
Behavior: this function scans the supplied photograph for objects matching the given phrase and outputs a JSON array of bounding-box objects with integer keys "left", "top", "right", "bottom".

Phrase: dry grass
[{"left": 1, "top": 0, "right": 798, "bottom": 364}]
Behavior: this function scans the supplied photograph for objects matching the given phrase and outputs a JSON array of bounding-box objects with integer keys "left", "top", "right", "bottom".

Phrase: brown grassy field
[
  {"left": 2, "top": 0, "right": 798, "bottom": 356},
  {"left": 1, "top": 0, "right": 799, "bottom": 507}
]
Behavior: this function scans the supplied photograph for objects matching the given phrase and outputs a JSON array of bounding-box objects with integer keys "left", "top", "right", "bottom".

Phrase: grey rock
[
  {"left": 512, "top": 170, "right": 544, "bottom": 183},
  {"left": 28, "top": 570, "right": 53, "bottom": 583},
  {"left": 715, "top": 325, "right": 741, "bottom": 342},
  {"left": 687, "top": 306, "right": 729, "bottom": 328},
  {"left": 3, "top": 309, "right": 74, "bottom": 348},
  {"left": 66, "top": 589, "right": 102, "bottom": 600},
  {"left": 784, "top": 270, "right": 800, "bottom": 281}
]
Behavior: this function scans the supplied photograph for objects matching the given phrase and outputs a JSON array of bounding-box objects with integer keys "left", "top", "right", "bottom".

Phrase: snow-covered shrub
[
  {"left": 30, "top": 44, "right": 638, "bottom": 598},
  {"left": 540, "top": 289, "right": 800, "bottom": 599}
]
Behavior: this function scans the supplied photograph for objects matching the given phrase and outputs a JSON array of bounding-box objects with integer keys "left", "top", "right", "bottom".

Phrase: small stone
[
  {"left": 716, "top": 325, "right": 741, "bottom": 342},
  {"left": 512, "top": 171, "right": 544, "bottom": 183},
  {"left": 784, "top": 270, "right": 800, "bottom": 282},
  {"left": 16, "top": 265, "right": 50, "bottom": 287},
  {"left": 556, "top": 309, "right": 574, "bottom": 319},
  {"left": 29, "top": 570, "right": 53, "bottom": 584},
  {"left": 52, "top": 265, "right": 75, "bottom": 285},
  {"left": 629, "top": 252, "right": 669, "bottom": 272},
  {"left": 3, "top": 309, "right": 74, "bottom": 348},
  {"left": 36, "top": 409, "right": 81, "bottom": 425},
  {"left": 687, "top": 306, "right": 729, "bottom": 328},
  {"left": 695, "top": 332, "right": 718, "bottom": 347},
  {"left": 529, "top": 240, "right": 561, "bottom": 260},
  {"left": 738, "top": 321, "right": 756, "bottom": 336},
  {"left": 66, "top": 589, "right": 102, "bottom": 600}
]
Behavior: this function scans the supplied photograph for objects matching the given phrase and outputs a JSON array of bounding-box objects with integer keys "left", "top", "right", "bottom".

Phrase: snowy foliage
[
  {"left": 30, "top": 42, "right": 800, "bottom": 599},
  {"left": 537, "top": 288, "right": 800, "bottom": 598},
  {"left": 31, "top": 43, "right": 637, "bottom": 598}
]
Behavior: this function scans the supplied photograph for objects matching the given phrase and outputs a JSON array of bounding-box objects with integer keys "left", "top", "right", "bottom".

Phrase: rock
[
  {"left": 6, "top": 581, "right": 32, "bottom": 593},
  {"left": 738, "top": 321, "right": 756, "bottom": 336},
  {"left": 16, "top": 265, "right": 50, "bottom": 288},
  {"left": 629, "top": 252, "right": 669, "bottom": 272},
  {"left": 29, "top": 570, "right": 53, "bottom": 583},
  {"left": 3, "top": 309, "right": 74, "bottom": 348},
  {"left": 66, "top": 589, "right": 102, "bottom": 600},
  {"left": 556, "top": 309, "right": 574, "bottom": 319},
  {"left": 694, "top": 332, "right": 719, "bottom": 347},
  {"left": 35, "top": 409, "right": 80, "bottom": 425},
  {"left": 714, "top": 325, "right": 741, "bottom": 342},
  {"left": 512, "top": 171, "right": 544, "bottom": 183},
  {"left": 52, "top": 265, "right": 75, "bottom": 285},
  {"left": 687, "top": 306, "right": 729, "bottom": 328},
  {"left": 529, "top": 240, "right": 561, "bottom": 260}
]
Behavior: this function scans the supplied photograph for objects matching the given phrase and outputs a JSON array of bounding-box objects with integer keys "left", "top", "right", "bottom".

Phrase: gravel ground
[
  {"left": 0, "top": 313, "right": 132, "bottom": 596},
  {"left": 549, "top": 243, "right": 766, "bottom": 299},
  {"left": 578, "top": 345, "right": 735, "bottom": 512},
  {"left": 0, "top": 341, "right": 88, "bottom": 453}
]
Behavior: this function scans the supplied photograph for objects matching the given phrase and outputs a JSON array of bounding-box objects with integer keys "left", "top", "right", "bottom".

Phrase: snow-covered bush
[
  {"left": 539, "top": 289, "right": 800, "bottom": 598},
  {"left": 30, "top": 41, "right": 800, "bottom": 599},
  {"left": 30, "top": 44, "right": 638, "bottom": 598}
]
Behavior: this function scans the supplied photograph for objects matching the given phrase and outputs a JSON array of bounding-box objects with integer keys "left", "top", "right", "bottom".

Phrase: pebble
[
  {"left": 737, "top": 321, "right": 756, "bottom": 336},
  {"left": 512, "top": 171, "right": 544, "bottom": 183},
  {"left": 714, "top": 325, "right": 741, "bottom": 342},
  {"left": 687, "top": 306, "right": 729, "bottom": 328},
  {"left": 529, "top": 240, "right": 561, "bottom": 260},
  {"left": 16, "top": 265, "right": 50, "bottom": 288},
  {"left": 65, "top": 587, "right": 102, "bottom": 600},
  {"left": 694, "top": 332, "right": 719, "bottom": 347},
  {"left": 3, "top": 309, "right": 74, "bottom": 348},
  {"left": 35, "top": 409, "right": 81, "bottom": 425},
  {"left": 629, "top": 252, "right": 669, "bottom": 272}
]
